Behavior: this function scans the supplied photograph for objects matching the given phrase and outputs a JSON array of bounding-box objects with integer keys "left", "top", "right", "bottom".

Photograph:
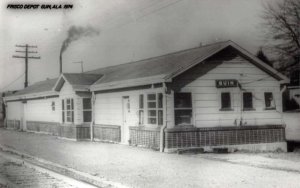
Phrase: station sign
[{"left": 216, "top": 79, "right": 238, "bottom": 88}]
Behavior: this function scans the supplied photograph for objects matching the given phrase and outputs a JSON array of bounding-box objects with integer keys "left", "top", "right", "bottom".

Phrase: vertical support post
[
  {"left": 90, "top": 91, "right": 95, "bottom": 141},
  {"left": 24, "top": 44, "right": 28, "bottom": 88},
  {"left": 160, "top": 82, "right": 168, "bottom": 152},
  {"left": 21, "top": 100, "right": 27, "bottom": 131}
]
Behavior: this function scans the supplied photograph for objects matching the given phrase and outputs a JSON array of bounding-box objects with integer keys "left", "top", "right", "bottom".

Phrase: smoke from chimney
[{"left": 59, "top": 25, "right": 100, "bottom": 74}]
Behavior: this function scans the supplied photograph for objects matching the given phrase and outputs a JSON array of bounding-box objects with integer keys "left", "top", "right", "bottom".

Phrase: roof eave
[
  {"left": 280, "top": 79, "right": 290, "bottom": 84},
  {"left": 4, "top": 91, "right": 59, "bottom": 102},
  {"left": 90, "top": 75, "right": 166, "bottom": 91},
  {"left": 52, "top": 74, "right": 65, "bottom": 92},
  {"left": 227, "top": 41, "right": 290, "bottom": 82},
  {"left": 72, "top": 85, "right": 90, "bottom": 92},
  {"left": 164, "top": 42, "right": 230, "bottom": 80},
  {"left": 164, "top": 40, "right": 290, "bottom": 83}
]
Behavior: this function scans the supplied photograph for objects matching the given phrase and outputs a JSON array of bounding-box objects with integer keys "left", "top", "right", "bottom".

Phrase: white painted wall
[
  {"left": 25, "top": 98, "right": 60, "bottom": 122},
  {"left": 6, "top": 101, "right": 23, "bottom": 120},
  {"left": 59, "top": 81, "right": 75, "bottom": 96},
  {"left": 95, "top": 88, "right": 163, "bottom": 127},
  {"left": 170, "top": 55, "right": 283, "bottom": 128},
  {"left": 58, "top": 81, "right": 92, "bottom": 125},
  {"left": 58, "top": 81, "right": 79, "bottom": 124}
]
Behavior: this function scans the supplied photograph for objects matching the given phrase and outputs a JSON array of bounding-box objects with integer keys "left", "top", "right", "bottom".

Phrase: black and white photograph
[{"left": 0, "top": 0, "right": 300, "bottom": 187}]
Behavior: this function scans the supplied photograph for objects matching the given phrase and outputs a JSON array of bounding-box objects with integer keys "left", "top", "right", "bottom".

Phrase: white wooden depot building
[{"left": 3, "top": 41, "right": 289, "bottom": 152}]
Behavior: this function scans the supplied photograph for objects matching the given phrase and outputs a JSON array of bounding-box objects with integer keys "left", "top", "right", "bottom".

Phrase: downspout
[
  {"left": 160, "top": 82, "right": 168, "bottom": 152},
  {"left": 90, "top": 91, "right": 95, "bottom": 141},
  {"left": 280, "top": 85, "right": 287, "bottom": 112}
]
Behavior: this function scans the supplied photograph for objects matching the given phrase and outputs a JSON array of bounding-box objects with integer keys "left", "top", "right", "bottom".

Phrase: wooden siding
[
  {"left": 95, "top": 88, "right": 163, "bottom": 126},
  {"left": 170, "top": 53, "right": 283, "bottom": 128},
  {"left": 58, "top": 81, "right": 83, "bottom": 125},
  {"left": 95, "top": 87, "right": 164, "bottom": 144},
  {"left": 6, "top": 101, "right": 23, "bottom": 120},
  {"left": 25, "top": 98, "right": 60, "bottom": 122},
  {"left": 166, "top": 91, "right": 175, "bottom": 127}
]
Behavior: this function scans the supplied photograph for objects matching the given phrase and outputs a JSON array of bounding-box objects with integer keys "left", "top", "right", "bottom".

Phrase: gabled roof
[
  {"left": 63, "top": 73, "right": 103, "bottom": 85},
  {"left": 4, "top": 78, "right": 58, "bottom": 101},
  {"left": 53, "top": 73, "right": 102, "bottom": 92},
  {"left": 90, "top": 40, "right": 289, "bottom": 91},
  {"left": 89, "top": 41, "right": 229, "bottom": 86},
  {"left": 4, "top": 40, "right": 290, "bottom": 100}
]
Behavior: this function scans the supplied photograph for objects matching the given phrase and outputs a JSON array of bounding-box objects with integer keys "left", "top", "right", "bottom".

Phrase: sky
[{"left": 0, "top": 0, "right": 276, "bottom": 91}]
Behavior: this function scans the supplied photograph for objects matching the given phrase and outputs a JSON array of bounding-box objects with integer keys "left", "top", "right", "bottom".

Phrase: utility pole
[
  {"left": 12, "top": 44, "right": 40, "bottom": 88},
  {"left": 73, "top": 61, "right": 84, "bottom": 73}
]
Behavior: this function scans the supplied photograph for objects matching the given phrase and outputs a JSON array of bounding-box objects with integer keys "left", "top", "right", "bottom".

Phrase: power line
[
  {"left": 136, "top": 0, "right": 183, "bottom": 21},
  {"left": 107, "top": 0, "right": 183, "bottom": 31},
  {"left": 0, "top": 73, "right": 25, "bottom": 92},
  {"left": 83, "top": 0, "right": 164, "bottom": 29},
  {"left": 12, "top": 44, "right": 41, "bottom": 88},
  {"left": 85, "top": 0, "right": 184, "bottom": 33}
]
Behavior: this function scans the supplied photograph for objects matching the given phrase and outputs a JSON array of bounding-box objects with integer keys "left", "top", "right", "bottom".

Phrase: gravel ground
[
  {"left": 260, "top": 151, "right": 300, "bottom": 163},
  {"left": 1, "top": 129, "right": 300, "bottom": 188}
]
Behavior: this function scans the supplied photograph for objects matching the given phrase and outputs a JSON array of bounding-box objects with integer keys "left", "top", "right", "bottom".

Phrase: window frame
[
  {"left": 62, "top": 98, "right": 74, "bottom": 124},
  {"left": 219, "top": 92, "right": 233, "bottom": 111},
  {"left": 146, "top": 93, "right": 163, "bottom": 126},
  {"left": 138, "top": 94, "right": 144, "bottom": 125},
  {"left": 264, "top": 92, "right": 276, "bottom": 110},
  {"left": 242, "top": 92, "right": 255, "bottom": 111},
  {"left": 137, "top": 92, "right": 163, "bottom": 126},
  {"left": 51, "top": 101, "right": 55, "bottom": 111},
  {"left": 82, "top": 98, "right": 92, "bottom": 123},
  {"left": 174, "top": 92, "right": 193, "bottom": 126}
]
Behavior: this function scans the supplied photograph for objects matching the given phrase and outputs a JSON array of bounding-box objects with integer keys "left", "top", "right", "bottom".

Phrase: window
[
  {"left": 220, "top": 92, "right": 232, "bottom": 110},
  {"left": 147, "top": 93, "right": 163, "bottom": 125},
  {"left": 264, "top": 92, "right": 275, "bottom": 109},
  {"left": 51, "top": 101, "right": 55, "bottom": 111},
  {"left": 62, "top": 98, "right": 74, "bottom": 123},
  {"left": 243, "top": 92, "right": 254, "bottom": 110},
  {"left": 139, "top": 95, "right": 144, "bottom": 125},
  {"left": 174, "top": 93, "right": 192, "bottom": 126},
  {"left": 83, "top": 98, "right": 92, "bottom": 122}
]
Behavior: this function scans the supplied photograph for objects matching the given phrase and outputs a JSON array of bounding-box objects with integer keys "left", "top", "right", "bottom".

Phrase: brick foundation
[
  {"left": 59, "top": 124, "right": 90, "bottom": 140},
  {"left": 27, "top": 121, "right": 60, "bottom": 135},
  {"left": 25, "top": 121, "right": 90, "bottom": 140},
  {"left": 6, "top": 119, "right": 20, "bottom": 130},
  {"left": 165, "top": 125, "right": 285, "bottom": 150},
  {"left": 93, "top": 124, "right": 121, "bottom": 142},
  {"left": 129, "top": 126, "right": 160, "bottom": 149}
]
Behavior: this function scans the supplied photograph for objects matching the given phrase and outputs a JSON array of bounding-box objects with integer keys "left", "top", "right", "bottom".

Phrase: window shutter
[
  {"left": 71, "top": 99, "right": 74, "bottom": 122},
  {"left": 62, "top": 100, "right": 65, "bottom": 123}
]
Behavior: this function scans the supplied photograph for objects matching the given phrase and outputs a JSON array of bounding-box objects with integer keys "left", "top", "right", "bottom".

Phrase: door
[{"left": 122, "top": 96, "right": 130, "bottom": 144}]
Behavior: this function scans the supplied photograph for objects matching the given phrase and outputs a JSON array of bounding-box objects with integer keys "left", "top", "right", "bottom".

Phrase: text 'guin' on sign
[{"left": 215, "top": 79, "right": 239, "bottom": 88}]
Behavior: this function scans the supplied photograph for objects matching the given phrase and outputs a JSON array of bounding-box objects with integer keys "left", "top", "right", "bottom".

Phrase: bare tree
[
  {"left": 256, "top": 47, "right": 273, "bottom": 67},
  {"left": 262, "top": 0, "right": 300, "bottom": 74}
]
